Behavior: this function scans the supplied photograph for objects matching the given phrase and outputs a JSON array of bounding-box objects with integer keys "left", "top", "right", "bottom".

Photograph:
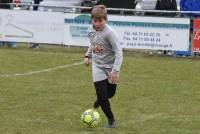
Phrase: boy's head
[
  {"left": 91, "top": 5, "right": 107, "bottom": 21},
  {"left": 91, "top": 5, "right": 107, "bottom": 31}
]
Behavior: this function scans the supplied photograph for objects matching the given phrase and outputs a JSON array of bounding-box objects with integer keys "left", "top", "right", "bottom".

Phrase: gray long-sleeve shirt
[{"left": 86, "top": 24, "right": 123, "bottom": 72}]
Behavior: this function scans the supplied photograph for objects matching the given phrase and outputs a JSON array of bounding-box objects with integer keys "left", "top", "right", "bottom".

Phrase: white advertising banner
[
  {"left": 0, "top": 9, "right": 64, "bottom": 44},
  {"left": 64, "top": 14, "right": 190, "bottom": 50},
  {"left": 64, "top": 14, "right": 91, "bottom": 47}
]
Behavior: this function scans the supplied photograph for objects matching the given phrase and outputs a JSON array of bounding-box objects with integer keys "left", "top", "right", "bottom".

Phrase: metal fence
[{"left": 0, "top": 2, "right": 200, "bottom": 17}]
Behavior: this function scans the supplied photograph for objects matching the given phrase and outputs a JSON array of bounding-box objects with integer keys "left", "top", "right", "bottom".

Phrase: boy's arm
[
  {"left": 106, "top": 31, "right": 123, "bottom": 84},
  {"left": 84, "top": 45, "right": 92, "bottom": 66},
  {"left": 107, "top": 30, "right": 123, "bottom": 73},
  {"left": 85, "top": 25, "right": 94, "bottom": 58},
  {"left": 85, "top": 45, "right": 92, "bottom": 58}
]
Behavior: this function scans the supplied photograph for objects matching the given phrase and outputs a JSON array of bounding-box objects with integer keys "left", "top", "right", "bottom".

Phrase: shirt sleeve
[
  {"left": 86, "top": 25, "right": 94, "bottom": 58},
  {"left": 106, "top": 30, "right": 123, "bottom": 72},
  {"left": 86, "top": 45, "right": 92, "bottom": 58}
]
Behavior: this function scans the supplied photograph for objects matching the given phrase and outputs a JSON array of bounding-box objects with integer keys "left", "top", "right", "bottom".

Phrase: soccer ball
[{"left": 81, "top": 109, "right": 100, "bottom": 128}]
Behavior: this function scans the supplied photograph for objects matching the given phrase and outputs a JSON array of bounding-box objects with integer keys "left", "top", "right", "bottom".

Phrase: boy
[{"left": 83, "top": 5, "right": 123, "bottom": 128}]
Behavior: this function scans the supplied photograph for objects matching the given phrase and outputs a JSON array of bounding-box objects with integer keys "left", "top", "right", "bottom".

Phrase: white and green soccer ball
[{"left": 81, "top": 109, "right": 100, "bottom": 128}]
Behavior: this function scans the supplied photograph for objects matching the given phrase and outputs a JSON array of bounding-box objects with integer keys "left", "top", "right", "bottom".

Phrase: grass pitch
[{"left": 0, "top": 45, "right": 200, "bottom": 134}]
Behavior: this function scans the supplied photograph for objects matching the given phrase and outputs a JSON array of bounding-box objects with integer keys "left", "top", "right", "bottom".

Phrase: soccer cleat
[
  {"left": 30, "top": 44, "right": 40, "bottom": 49},
  {"left": 105, "top": 120, "right": 116, "bottom": 128},
  {"left": 93, "top": 100, "right": 100, "bottom": 108}
]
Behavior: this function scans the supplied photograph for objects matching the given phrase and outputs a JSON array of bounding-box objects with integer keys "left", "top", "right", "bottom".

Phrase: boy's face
[{"left": 92, "top": 18, "right": 107, "bottom": 31}]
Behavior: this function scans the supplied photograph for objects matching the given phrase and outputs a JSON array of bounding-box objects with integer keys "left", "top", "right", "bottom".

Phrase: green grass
[{"left": 0, "top": 45, "right": 200, "bottom": 134}]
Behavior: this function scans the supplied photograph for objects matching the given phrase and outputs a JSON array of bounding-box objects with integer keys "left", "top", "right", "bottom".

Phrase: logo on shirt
[{"left": 93, "top": 44, "right": 105, "bottom": 53}]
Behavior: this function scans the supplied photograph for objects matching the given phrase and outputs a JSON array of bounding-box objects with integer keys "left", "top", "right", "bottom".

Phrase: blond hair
[{"left": 91, "top": 5, "right": 107, "bottom": 20}]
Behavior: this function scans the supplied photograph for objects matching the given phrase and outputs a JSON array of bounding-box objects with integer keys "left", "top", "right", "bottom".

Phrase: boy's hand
[
  {"left": 84, "top": 57, "right": 90, "bottom": 66},
  {"left": 108, "top": 71, "right": 120, "bottom": 84}
]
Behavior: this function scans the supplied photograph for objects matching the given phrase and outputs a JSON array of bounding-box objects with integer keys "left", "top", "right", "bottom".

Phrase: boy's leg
[
  {"left": 94, "top": 79, "right": 115, "bottom": 126},
  {"left": 94, "top": 80, "right": 116, "bottom": 108}
]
